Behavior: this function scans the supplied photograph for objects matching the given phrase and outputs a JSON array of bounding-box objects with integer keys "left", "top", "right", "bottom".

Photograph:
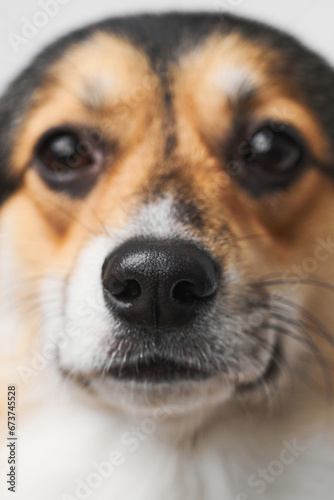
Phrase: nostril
[
  {"left": 108, "top": 279, "right": 142, "bottom": 302},
  {"left": 172, "top": 278, "right": 217, "bottom": 306},
  {"left": 172, "top": 281, "right": 198, "bottom": 305}
]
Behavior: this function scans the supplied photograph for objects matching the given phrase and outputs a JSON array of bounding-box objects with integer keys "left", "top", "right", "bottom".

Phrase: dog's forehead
[
  {"left": 1, "top": 12, "right": 334, "bottom": 210},
  {"left": 11, "top": 27, "right": 329, "bottom": 175},
  {"left": 47, "top": 31, "right": 263, "bottom": 107}
]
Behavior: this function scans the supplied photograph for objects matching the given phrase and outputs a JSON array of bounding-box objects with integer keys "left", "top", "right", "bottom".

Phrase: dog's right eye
[{"left": 34, "top": 127, "right": 105, "bottom": 197}]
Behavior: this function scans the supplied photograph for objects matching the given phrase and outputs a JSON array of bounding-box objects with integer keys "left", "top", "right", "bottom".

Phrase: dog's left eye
[
  {"left": 227, "top": 122, "right": 308, "bottom": 195},
  {"left": 244, "top": 126, "right": 303, "bottom": 173},
  {"left": 34, "top": 127, "right": 104, "bottom": 196}
]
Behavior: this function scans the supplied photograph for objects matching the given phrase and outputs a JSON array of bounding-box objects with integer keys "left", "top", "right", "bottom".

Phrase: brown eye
[
  {"left": 34, "top": 127, "right": 104, "bottom": 197},
  {"left": 226, "top": 121, "right": 308, "bottom": 196},
  {"left": 245, "top": 126, "right": 303, "bottom": 173}
]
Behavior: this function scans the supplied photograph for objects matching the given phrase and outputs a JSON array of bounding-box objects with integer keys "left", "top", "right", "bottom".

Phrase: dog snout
[{"left": 102, "top": 239, "right": 220, "bottom": 329}]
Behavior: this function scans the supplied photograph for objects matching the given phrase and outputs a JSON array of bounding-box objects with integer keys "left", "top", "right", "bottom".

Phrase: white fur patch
[{"left": 216, "top": 65, "right": 257, "bottom": 100}]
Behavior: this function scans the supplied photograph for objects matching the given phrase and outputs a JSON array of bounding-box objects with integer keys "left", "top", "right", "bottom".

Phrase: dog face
[{"left": 1, "top": 13, "right": 334, "bottom": 413}]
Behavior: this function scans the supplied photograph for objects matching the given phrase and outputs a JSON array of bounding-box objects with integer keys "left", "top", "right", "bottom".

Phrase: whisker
[
  {"left": 267, "top": 316, "right": 333, "bottom": 403},
  {"left": 81, "top": 197, "right": 111, "bottom": 238},
  {"left": 256, "top": 276, "right": 334, "bottom": 296},
  {"left": 270, "top": 294, "right": 334, "bottom": 348},
  {"left": 32, "top": 191, "right": 104, "bottom": 238}
]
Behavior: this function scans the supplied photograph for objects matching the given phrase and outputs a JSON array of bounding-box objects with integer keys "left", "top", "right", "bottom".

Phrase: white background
[{"left": 0, "top": 0, "right": 333, "bottom": 94}]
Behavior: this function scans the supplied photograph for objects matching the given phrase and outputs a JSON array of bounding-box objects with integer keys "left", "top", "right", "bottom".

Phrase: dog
[{"left": 1, "top": 11, "right": 334, "bottom": 500}]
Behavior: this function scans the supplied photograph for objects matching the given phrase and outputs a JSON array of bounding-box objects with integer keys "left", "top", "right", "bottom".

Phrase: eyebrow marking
[
  {"left": 80, "top": 74, "right": 115, "bottom": 112},
  {"left": 216, "top": 65, "right": 258, "bottom": 104}
]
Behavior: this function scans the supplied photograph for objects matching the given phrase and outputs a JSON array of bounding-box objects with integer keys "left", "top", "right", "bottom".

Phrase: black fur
[{"left": 1, "top": 12, "right": 334, "bottom": 203}]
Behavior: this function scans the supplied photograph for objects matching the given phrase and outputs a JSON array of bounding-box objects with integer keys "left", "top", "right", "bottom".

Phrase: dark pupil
[
  {"left": 49, "top": 135, "right": 78, "bottom": 169},
  {"left": 247, "top": 128, "right": 302, "bottom": 172},
  {"left": 43, "top": 133, "right": 90, "bottom": 172},
  {"left": 51, "top": 135, "right": 78, "bottom": 163}
]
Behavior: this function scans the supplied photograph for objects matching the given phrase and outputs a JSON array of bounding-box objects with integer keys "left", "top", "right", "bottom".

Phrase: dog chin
[
  {"left": 73, "top": 370, "right": 234, "bottom": 417},
  {"left": 58, "top": 336, "right": 280, "bottom": 418}
]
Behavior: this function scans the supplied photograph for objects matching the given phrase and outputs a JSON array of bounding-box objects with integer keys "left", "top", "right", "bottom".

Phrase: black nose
[{"left": 102, "top": 239, "right": 220, "bottom": 329}]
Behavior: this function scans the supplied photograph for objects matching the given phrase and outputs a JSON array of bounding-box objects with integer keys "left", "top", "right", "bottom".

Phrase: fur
[{"left": 1, "top": 12, "right": 334, "bottom": 500}]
